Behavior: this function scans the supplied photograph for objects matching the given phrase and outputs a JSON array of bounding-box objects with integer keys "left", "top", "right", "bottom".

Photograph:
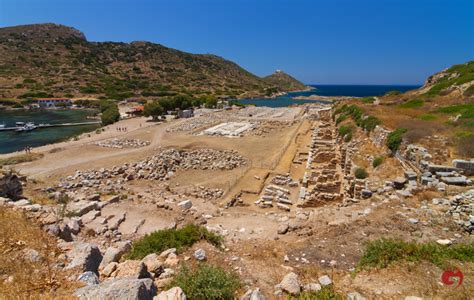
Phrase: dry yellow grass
[
  {"left": 0, "top": 152, "right": 44, "bottom": 167},
  {"left": 0, "top": 207, "right": 75, "bottom": 299}
]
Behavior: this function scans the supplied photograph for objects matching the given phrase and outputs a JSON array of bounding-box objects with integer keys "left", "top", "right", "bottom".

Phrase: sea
[
  {"left": 237, "top": 84, "right": 420, "bottom": 107},
  {"left": 0, "top": 109, "right": 99, "bottom": 154}
]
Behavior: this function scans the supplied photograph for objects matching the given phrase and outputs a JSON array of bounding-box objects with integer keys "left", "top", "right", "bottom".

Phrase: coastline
[
  {"left": 236, "top": 85, "right": 315, "bottom": 100},
  {"left": 292, "top": 94, "right": 360, "bottom": 102}
]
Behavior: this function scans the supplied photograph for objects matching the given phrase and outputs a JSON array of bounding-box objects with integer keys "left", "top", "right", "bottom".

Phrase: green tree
[
  {"left": 204, "top": 95, "right": 217, "bottom": 108},
  {"left": 101, "top": 103, "right": 120, "bottom": 125},
  {"left": 143, "top": 101, "right": 164, "bottom": 121}
]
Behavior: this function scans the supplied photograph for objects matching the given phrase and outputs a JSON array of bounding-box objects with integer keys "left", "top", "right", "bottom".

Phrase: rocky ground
[{"left": 0, "top": 105, "right": 473, "bottom": 299}]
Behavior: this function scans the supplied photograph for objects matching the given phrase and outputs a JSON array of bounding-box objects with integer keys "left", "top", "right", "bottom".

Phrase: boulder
[
  {"left": 66, "top": 201, "right": 98, "bottom": 217},
  {"left": 194, "top": 249, "right": 206, "bottom": 261},
  {"left": 279, "top": 272, "right": 300, "bottom": 295},
  {"left": 100, "top": 241, "right": 132, "bottom": 269},
  {"left": 318, "top": 275, "right": 332, "bottom": 286},
  {"left": 23, "top": 248, "right": 42, "bottom": 263},
  {"left": 277, "top": 223, "right": 289, "bottom": 235},
  {"left": 66, "top": 242, "right": 103, "bottom": 273},
  {"left": 101, "top": 262, "right": 118, "bottom": 277},
  {"left": 0, "top": 171, "right": 23, "bottom": 200},
  {"left": 303, "top": 283, "right": 321, "bottom": 292},
  {"left": 67, "top": 217, "right": 82, "bottom": 235},
  {"left": 112, "top": 260, "right": 150, "bottom": 279},
  {"left": 77, "top": 271, "right": 100, "bottom": 286},
  {"left": 155, "top": 287, "right": 187, "bottom": 300},
  {"left": 241, "top": 288, "right": 266, "bottom": 300},
  {"left": 141, "top": 253, "right": 164, "bottom": 277},
  {"left": 393, "top": 177, "right": 407, "bottom": 190},
  {"left": 59, "top": 223, "right": 73, "bottom": 242},
  {"left": 177, "top": 200, "right": 192, "bottom": 210},
  {"left": 164, "top": 253, "right": 179, "bottom": 268},
  {"left": 75, "top": 278, "right": 156, "bottom": 300}
]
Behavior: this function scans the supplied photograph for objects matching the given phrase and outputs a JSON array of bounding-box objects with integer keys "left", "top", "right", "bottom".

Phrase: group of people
[
  {"left": 115, "top": 127, "right": 128, "bottom": 132},
  {"left": 24, "top": 146, "right": 32, "bottom": 153}
]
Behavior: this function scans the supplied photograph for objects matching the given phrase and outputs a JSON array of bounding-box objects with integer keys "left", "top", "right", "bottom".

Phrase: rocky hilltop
[
  {"left": 263, "top": 70, "right": 308, "bottom": 92},
  {"left": 413, "top": 60, "right": 474, "bottom": 97},
  {"left": 0, "top": 23, "right": 304, "bottom": 99}
]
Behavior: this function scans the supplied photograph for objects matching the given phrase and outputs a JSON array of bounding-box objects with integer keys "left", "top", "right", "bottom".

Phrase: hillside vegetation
[
  {"left": 0, "top": 23, "right": 305, "bottom": 100},
  {"left": 336, "top": 60, "right": 474, "bottom": 160}
]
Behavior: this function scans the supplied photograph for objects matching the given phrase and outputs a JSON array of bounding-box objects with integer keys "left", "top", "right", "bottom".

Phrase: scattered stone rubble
[
  {"left": 59, "top": 148, "right": 246, "bottom": 190},
  {"left": 432, "top": 189, "right": 474, "bottom": 233},
  {"left": 94, "top": 138, "right": 150, "bottom": 149},
  {"left": 183, "top": 186, "right": 224, "bottom": 201}
]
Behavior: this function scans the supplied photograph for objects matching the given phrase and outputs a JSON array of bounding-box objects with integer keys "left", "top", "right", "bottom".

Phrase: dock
[{"left": 0, "top": 121, "right": 101, "bottom": 131}]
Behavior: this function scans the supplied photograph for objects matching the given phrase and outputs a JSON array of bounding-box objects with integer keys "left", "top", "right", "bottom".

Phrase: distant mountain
[
  {"left": 0, "top": 23, "right": 304, "bottom": 99},
  {"left": 263, "top": 70, "right": 307, "bottom": 92}
]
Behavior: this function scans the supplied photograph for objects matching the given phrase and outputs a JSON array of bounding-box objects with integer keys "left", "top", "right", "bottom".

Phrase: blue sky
[{"left": 0, "top": 0, "right": 473, "bottom": 85}]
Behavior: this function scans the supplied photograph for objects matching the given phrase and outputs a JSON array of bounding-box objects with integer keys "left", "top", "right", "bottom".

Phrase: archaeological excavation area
[{"left": 2, "top": 103, "right": 473, "bottom": 299}]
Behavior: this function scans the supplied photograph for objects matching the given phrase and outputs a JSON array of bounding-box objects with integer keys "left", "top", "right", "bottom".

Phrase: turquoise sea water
[
  {"left": 0, "top": 109, "right": 99, "bottom": 154},
  {"left": 238, "top": 84, "right": 420, "bottom": 107}
]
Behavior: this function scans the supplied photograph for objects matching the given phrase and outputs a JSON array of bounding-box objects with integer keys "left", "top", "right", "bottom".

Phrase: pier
[{"left": 0, "top": 121, "right": 101, "bottom": 131}]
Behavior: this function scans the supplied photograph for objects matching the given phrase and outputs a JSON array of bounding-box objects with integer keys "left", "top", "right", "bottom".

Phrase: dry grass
[
  {"left": 0, "top": 207, "right": 75, "bottom": 298},
  {"left": 0, "top": 153, "right": 44, "bottom": 167}
]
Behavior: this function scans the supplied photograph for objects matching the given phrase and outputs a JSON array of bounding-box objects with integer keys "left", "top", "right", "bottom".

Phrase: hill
[
  {"left": 262, "top": 70, "right": 307, "bottom": 93},
  {"left": 337, "top": 60, "right": 474, "bottom": 159},
  {"left": 0, "top": 23, "right": 304, "bottom": 100}
]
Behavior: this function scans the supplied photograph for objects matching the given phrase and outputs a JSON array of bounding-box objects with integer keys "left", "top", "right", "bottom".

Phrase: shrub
[
  {"left": 361, "top": 96, "right": 375, "bottom": 103},
  {"left": 101, "top": 103, "right": 120, "bottom": 126},
  {"left": 398, "top": 99, "right": 424, "bottom": 109},
  {"left": 354, "top": 167, "right": 368, "bottom": 179},
  {"left": 338, "top": 125, "right": 353, "bottom": 137},
  {"left": 125, "top": 224, "right": 222, "bottom": 259},
  {"left": 361, "top": 116, "right": 381, "bottom": 132},
  {"left": 385, "top": 90, "right": 401, "bottom": 96},
  {"left": 419, "top": 114, "right": 437, "bottom": 121},
  {"left": 372, "top": 156, "right": 384, "bottom": 168},
  {"left": 385, "top": 128, "right": 407, "bottom": 153},
  {"left": 169, "top": 264, "right": 241, "bottom": 300},
  {"left": 357, "top": 238, "right": 474, "bottom": 270},
  {"left": 335, "top": 114, "right": 347, "bottom": 125},
  {"left": 297, "top": 286, "right": 343, "bottom": 300}
]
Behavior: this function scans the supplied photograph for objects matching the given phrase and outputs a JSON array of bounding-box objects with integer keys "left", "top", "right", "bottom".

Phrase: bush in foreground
[
  {"left": 357, "top": 238, "right": 474, "bottom": 270},
  {"left": 169, "top": 264, "right": 241, "bottom": 300},
  {"left": 354, "top": 167, "right": 368, "bottom": 179},
  {"left": 297, "top": 286, "right": 343, "bottom": 300},
  {"left": 125, "top": 224, "right": 222, "bottom": 259},
  {"left": 372, "top": 156, "right": 384, "bottom": 168}
]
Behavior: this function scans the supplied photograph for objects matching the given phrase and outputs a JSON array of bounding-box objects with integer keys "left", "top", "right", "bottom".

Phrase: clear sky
[{"left": 0, "top": 0, "right": 473, "bottom": 85}]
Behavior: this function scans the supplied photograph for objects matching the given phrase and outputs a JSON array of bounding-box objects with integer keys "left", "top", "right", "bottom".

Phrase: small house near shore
[{"left": 36, "top": 98, "right": 72, "bottom": 108}]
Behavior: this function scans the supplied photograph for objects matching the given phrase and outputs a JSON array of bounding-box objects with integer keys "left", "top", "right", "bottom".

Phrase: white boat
[
  {"left": 15, "top": 122, "right": 36, "bottom": 132},
  {"left": 0, "top": 123, "right": 5, "bottom": 129}
]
